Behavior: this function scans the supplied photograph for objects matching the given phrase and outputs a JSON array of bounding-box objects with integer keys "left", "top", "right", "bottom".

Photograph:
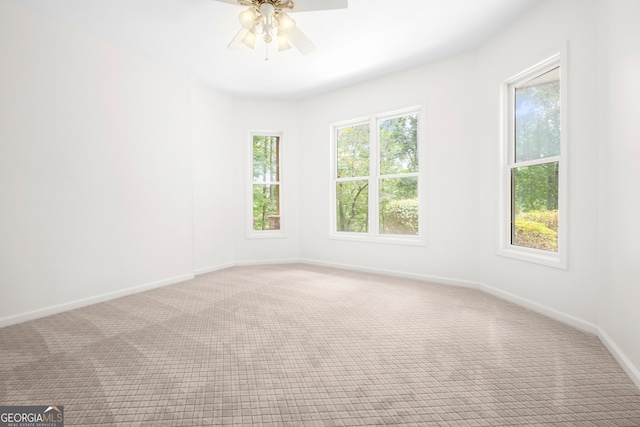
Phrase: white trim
[
  {"left": 300, "top": 258, "right": 482, "bottom": 288},
  {"left": 329, "top": 106, "right": 427, "bottom": 245},
  {"left": 498, "top": 45, "right": 568, "bottom": 269},
  {"left": 233, "top": 258, "right": 301, "bottom": 266},
  {"left": 246, "top": 130, "right": 286, "bottom": 239},
  {"left": 327, "top": 233, "right": 427, "bottom": 247},
  {"left": 0, "top": 273, "right": 194, "bottom": 328},
  {"left": 193, "top": 262, "right": 236, "bottom": 276},
  {"left": 478, "top": 280, "right": 597, "bottom": 335},
  {"left": 598, "top": 329, "right": 640, "bottom": 390}
]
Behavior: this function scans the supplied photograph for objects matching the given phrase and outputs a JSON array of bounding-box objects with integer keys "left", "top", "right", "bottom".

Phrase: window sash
[
  {"left": 499, "top": 50, "right": 567, "bottom": 268},
  {"left": 331, "top": 107, "right": 424, "bottom": 244},
  {"left": 248, "top": 131, "right": 285, "bottom": 237}
]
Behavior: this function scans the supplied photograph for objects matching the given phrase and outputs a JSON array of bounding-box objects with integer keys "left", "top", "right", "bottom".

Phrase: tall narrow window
[
  {"left": 331, "top": 107, "right": 424, "bottom": 244},
  {"left": 501, "top": 54, "right": 566, "bottom": 267},
  {"left": 251, "top": 133, "right": 281, "bottom": 233}
]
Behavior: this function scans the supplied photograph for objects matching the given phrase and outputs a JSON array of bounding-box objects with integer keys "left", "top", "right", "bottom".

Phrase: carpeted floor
[{"left": 1, "top": 264, "right": 639, "bottom": 426}]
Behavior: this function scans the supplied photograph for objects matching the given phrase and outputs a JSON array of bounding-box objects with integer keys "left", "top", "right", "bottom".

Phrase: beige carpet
[{"left": 1, "top": 264, "right": 639, "bottom": 426}]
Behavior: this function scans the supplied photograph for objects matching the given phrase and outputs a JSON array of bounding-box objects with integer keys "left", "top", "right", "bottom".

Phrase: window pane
[
  {"left": 511, "top": 162, "right": 559, "bottom": 252},
  {"left": 379, "top": 114, "right": 419, "bottom": 175},
  {"left": 336, "top": 180, "right": 368, "bottom": 232},
  {"left": 379, "top": 177, "right": 419, "bottom": 235},
  {"left": 337, "top": 124, "right": 370, "bottom": 178},
  {"left": 253, "top": 135, "right": 279, "bottom": 183},
  {"left": 253, "top": 184, "right": 280, "bottom": 231},
  {"left": 515, "top": 67, "right": 560, "bottom": 163}
]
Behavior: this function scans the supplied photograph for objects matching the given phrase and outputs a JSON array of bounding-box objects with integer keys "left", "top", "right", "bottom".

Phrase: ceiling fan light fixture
[
  {"left": 259, "top": 2, "right": 275, "bottom": 17},
  {"left": 241, "top": 29, "right": 256, "bottom": 49},
  {"left": 238, "top": 8, "right": 256, "bottom": 29},
  {"left": 277, "top": 35, "right": 291, "bottom": 51},
  {"left": 276, "top": 12, "right": 296, "bottom": 34},
  {"left": 219, "top": 0, "right": 348, "bottom": 58}
]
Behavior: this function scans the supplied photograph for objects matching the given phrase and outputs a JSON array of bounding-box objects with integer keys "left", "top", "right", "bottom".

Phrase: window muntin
[
  {"left": 332, "top": 108, "right": 423, "bottom": 243},
  {"left": 252, "top": 134, "right": 281, "bottom": 232},
  {"left": 501, "top": 53, "right": 566, "bottom": 267}
]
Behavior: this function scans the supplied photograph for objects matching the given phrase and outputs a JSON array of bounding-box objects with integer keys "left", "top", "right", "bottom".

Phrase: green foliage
[
  {"left": 337, "top": 124, "right": 369, "bottom": 178},
  {"left": 381, "top": 198, "right": 419, "bottom": 235},
  {"left": 253, "top": 184, "right": 279, "bottom": 231},
  {"left": 513, "top": 218, "right": 557, "bottom": 252},
  {"left": 379, "top": 177, "right": 418, "bottom": 235},
  {"left": 515, "top": 73, "right": 560, "bottom": 162},
  {"left": 336, "top": 181, "right": 368, "bottom": 232},
  {"left": 379, "top": 115, "right": 418, "bottom": 174},
  {"left": 253, "top": 135, "right": 279, "bottom": 182},
  {"left": 335, "top": 113, "right": 419, "bottom": 234},
  {"left": 518, "top": 210, "right": 558, "bottom": 233},
  {"left": 252, "top": 134, "right": 280, "bottom": 231},
  {"left": 513, "top": 162, "right": 559, "bottom": 212},
  {"left": 510, "top": 70, "right": 561, "bottom": 252}
]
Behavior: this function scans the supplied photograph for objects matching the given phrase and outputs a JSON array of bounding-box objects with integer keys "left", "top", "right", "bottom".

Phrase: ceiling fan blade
[
  {"left": 228, "top": 27, "right": 248, "bottom": 50},
  {"left": 287, "top": 27, "right": 316, "bottom": 55},
  {"left": 291, "top": 0, "right": 347, "bottom": 12}
]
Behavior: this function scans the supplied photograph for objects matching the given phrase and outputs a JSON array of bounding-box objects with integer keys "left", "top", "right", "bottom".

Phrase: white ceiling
[{"left": 11, "top": 0, "right": 540, "bottom": 100}]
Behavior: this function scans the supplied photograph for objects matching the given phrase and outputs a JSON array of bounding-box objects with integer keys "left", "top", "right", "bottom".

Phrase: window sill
[
  {"left": 329, "top": 232, "right": 426, "bottom": 247},
  {"left": 246, "top": 231, "right": 287, "bottom": 240},
  {"left": 497, "top": 245, "right": 567, "bottom": 270}
]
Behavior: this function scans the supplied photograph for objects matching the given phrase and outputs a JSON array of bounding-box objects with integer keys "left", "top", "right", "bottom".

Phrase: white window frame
[
  {"left": 498, "top": 51, "right": 568, "bottom": 268},
  {"left": 246, "top": 130, "right": 286, "bottom": 239},
  {"left": 329, "top": 106, "right": 426, "bottom": 245}
]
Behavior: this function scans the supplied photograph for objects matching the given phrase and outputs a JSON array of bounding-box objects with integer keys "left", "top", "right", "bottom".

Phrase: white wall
[
  {"left": 299, "top": 53, "right": 480, "bottom": 284},
  {"left": 0, "top": 1, "right": 194, "bottom": 323},
  {"left": 231, "top": 98, "right": 302, "bottom": 263},
  {"left": 597, "top": 0, "right": 640, "bottom": 382},
  {"left": 191, "top": 81, "right": 235, "bottom": 274},
  {"left": 476, "top": 0, "right": 600, "bottom": 324}
]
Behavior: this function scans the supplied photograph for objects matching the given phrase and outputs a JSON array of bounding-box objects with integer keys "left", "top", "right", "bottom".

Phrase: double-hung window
[
  {"left": 500, "top": 53, "right": 567, "bottom": 268},
  {"left": 249, "top": 132, "right": 283, "bottom": 237},
  {"left": 331, "top": 107, "right": 425, "bottom": 244}
]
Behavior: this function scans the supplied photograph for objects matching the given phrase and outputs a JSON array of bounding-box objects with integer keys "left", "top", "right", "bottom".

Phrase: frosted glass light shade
[
  {"left": 241, "top": 30, "right": 256, "bottom": 49},
  {"left": 239, "top": 9, "right": 256, "bottom": 29},
  {"left": 277, "top": 36, "right": 291, "bottom": 51},
  {"left": 277, "top": 13, "right": 296, "bottom": 34}
]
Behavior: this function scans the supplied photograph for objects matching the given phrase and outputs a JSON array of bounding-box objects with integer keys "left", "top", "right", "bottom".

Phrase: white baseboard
[
  {"left": 194, "top": 262, "right": 235, "bottom": 276},
  {"left": 597, "top": 328, "right": 640, "bottom": 390},
  {"left": 300, "top": 258, "right": 483, "bottom": 289},
  {"left": 234, "top": 258, "right": 302, "bottom": 266},
  {"left": 0, "top": 273, "right": 194, "bottom": 329},
  {"left": 476, "top": 281, "right": 599, "bottom": 335}
]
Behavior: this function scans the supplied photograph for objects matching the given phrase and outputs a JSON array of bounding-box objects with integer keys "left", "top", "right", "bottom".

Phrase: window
[
  {"left": 500, "top": 53, "right": 567, "bottom": 267},
  {"left": 249, "top": 132, "right": 283, "bottom": 237},
  {"left": 331, "top": 107, "right": 424, "bottom": 244}
]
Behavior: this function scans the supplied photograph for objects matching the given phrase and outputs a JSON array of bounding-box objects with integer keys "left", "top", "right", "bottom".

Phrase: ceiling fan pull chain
[{"left": 265, "top": 42, "right": 269, "bottom": 61}]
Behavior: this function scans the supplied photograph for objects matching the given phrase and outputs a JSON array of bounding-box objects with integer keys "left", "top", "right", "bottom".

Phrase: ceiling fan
[{"left": 213, "top": 0, "right": 348, "bottom": 60}]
